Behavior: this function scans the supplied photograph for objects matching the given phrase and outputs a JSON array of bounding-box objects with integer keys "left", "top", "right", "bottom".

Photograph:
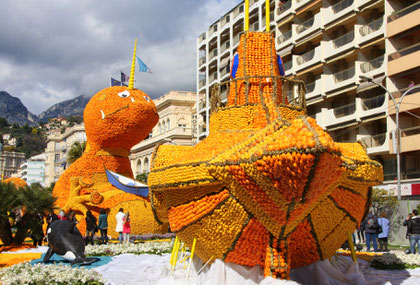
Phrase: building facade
[
  {"left": 196, "top": 0, "right": 420, "bottom": 195},
  {"left": 0, "top": 149, "right": 26, "bottom": 179},
  {"left": 19, "top": 153, "right": 46, "bottom": 186},
  {"left": 130, "top": 91, "right": 197, "bottom": 176},
  {"left": 44, "top": 124, "right": 87, "bottom": 186}
]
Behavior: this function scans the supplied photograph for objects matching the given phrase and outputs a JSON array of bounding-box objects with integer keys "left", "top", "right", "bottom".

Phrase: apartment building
[
  {"left": 196, "top": 0, "right": 420, "bottom": 196},
  {"left": 196, "top": 0, "right": 276, "bottom": 140},
  {"left": 130, "top": 91, "right": 197, "bottom": 175},
  {"left": 18, "top": 153, "right": 46, "bottom": 186},
  {"left": 44, "top": 124, "right": 87, "bottom": 186}
]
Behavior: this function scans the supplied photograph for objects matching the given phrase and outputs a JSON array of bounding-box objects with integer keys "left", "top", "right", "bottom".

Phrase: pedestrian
[
  {"left": 30, "top": 213, "right": 44, "bottom": 246},
  {"left": 123, "top": 212, "right": 131, "bottom": 244},
  {"left": 85, "top": 210, "right": 97, "bottom": 246},
  {"left": 407, "top": 209, "right": 420, "bottom": 255},
  {"left": 58, "top": 209, "right": 67, "bottom": 220},
  {"left": 378, "top": 212, "right": 390, "bottom": 252},
  {"left": 404, "top": 213, "right": 414, "bottom": 241},
  {"left": 98, "top": 208, "right": 109, "bottom": 244},
  {"left": 362, "top": 212, "right": 380, "bottom": 252},
  {"left": 115, "top": 208, "right": 125, "bottom": 243},
  {"left": 357, "top": 225, "right": 365, "bottom": 244},
  {"left": 66, "top": 210, "right": 78, "bottom": 224}
]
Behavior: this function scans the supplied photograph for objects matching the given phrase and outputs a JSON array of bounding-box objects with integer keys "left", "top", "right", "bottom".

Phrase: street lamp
[{"left": 359, "top": 75, "right": 420, "bottom": 200}]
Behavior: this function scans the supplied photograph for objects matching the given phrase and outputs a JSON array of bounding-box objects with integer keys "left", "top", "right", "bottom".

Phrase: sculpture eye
[
  {"left": 118, "top": 90, "right": 130, "bottom": 98},
  {"left": 143, "top": 96, "right": 150, "bottom": 102}
]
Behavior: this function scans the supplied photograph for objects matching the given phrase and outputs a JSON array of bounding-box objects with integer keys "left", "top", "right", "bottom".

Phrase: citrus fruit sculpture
[
  {"left": 148, "top": 31, "right": 383, "bottom": 279},
  {"left": 52, "top": 40, "right": 167, "bottom": 237}
]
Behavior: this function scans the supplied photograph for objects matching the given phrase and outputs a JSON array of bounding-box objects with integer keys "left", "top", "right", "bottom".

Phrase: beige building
[
  {"left": 197, "top": 0, "right": 420, "bottom": 194},
  {"left": 130, "top": 90, "right": 197, "bottom": 175},
  {"left": 44, "top": 124, "right": 87, "bottom": 186}
]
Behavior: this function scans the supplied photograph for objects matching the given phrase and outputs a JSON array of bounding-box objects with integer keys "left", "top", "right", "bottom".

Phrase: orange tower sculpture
[{"left": 148, "top": 29, "right": 382, "bottom": 278}]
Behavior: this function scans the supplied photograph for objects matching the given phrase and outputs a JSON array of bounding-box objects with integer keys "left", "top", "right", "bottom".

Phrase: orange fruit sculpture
[
  {"left": 52, "top": 41, "right": 167, "bottom": 237},
  {"left": 3, "top": 177, "right": 28, "bottom": 189},
  {"left": 148, "top": 32, "right": 383, "bottom": 279}
]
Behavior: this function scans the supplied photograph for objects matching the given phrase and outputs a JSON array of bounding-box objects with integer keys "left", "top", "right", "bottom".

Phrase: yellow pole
[
  {"left": 173, "top": 237, "right": 181, "bottom": 269},
  {"left": 128, "top": 38, "right": 137, "bottom": 90},
  {"left": 348, "top": 233, "right": 357, "bottom": 262},
  {"left": 185, "top": 238, "right": 197, "bottom": 281},
  {"left": 245, "top": 0, "right": 249, "bottom": 31},
  {"left": 170, "top": 236, "right": 178, "bottom": 267},
  {"left": 266, "top": 0, "right": 270, "bottom": 32}
]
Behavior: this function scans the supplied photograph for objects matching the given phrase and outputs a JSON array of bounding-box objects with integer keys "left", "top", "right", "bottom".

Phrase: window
[
  {"left": 55, "top": 142, "right": 60, "bottom": 151},
  {"left": 144, "top": 158, "right": 149, "bottom": 173},
  {"left": 55, "top": 154, "right": 60, "bottom": 162}
]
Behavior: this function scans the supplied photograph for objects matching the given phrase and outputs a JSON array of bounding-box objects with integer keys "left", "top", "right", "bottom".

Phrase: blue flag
[
  {"left": 111, "top": 77, "right": 122, "bottom": 86},
  {"left": 136, "top": 56, "right": 152, "bottom": 74}
]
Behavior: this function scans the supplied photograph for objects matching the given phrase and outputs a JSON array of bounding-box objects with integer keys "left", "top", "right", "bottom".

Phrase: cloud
[{"left": 0, "top": 0, "right": 242, "bottom": 114}]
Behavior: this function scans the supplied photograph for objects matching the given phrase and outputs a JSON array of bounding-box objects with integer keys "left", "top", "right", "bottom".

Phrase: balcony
[
  {"left": 359, "top": 17, "right": 384, "bottom": 45},
  {"left": 283, "top": 60, "right": 293, "bottom": 75},
  {"left": 359, "top": 55, "right": 385, "bottom": 78},
  {"left": 198, "top": 101, "right": 206, "bottom": 114},
  {"left": 390, "top": 126, "right": 420, "bottom": 154},
  {"left": 249, "top": 22, "right": 259, "bottom": 32},
  {"left": 305, "top": 77, "right": 323, "bottom": 100},
  {"left": 208, "top": 48, "right": 218, "bottom": 64},
  {"left": 359, "top": 94, "right": 386, "bottom": 118},
  {"left": 324, "top": 0, "right": 357, "bottom": 27},
  {"left": 276, "top": 29, "right": 293, "bottom": 50},
  {"left": 295, "top": 0, "right": 313, "bottom": 11},
  {"left": 233, "top": 5, "right": 244, "bottom": 23},
  {"left": 198, "top": 33, "right": 206, "bottom": 47},
  {"left": 388, "top": 1, "right": 420, "bottom": 37},
  {"left": 275, "top": 0, "right": 293, "bottom": 21},
  {"left": 294, "top": 45, "right": 322, "bottom": 72},
  {"left": 233, "top": 33, "right": 242, "bottom": 47},
  {"left": 220, "top": 40, "right": 230, "bottom": 55},
  {"left": 199, "top": 79, "right": 206, "bottom": 90},
  {"left": 220, "top": 15, "right": 231, "bottom": 32},
  {"left": 388, "top": 42, "right": 420, "bottom": 77},
  {"left": 220, "top": 65, "right": 230, "bottom": 79},
  {"left": 198, "top": 56, "right": 206, "bottom": 68},
  {"left": 325, "top": 102, "right": 357, "bottom": 128},
  {"left": 360, "top": 132, "right": 388, "bottom": 154},
  {"left": 325, "top": 29, "right": 357, "bottom": 60},
  {"left": 209, "top": 72, "right": 218, "bottom": 85},
  {"left": 295, "top": 13, "right": 322, "bottom": 42},
  {"left": 325, "top": 66, "right": 355, "bottom": 93}
]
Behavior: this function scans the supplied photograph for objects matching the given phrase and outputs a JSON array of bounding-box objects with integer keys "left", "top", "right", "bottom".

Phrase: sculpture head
[{"left": 84, "top": 86, "right": 158, "bottom": 150}]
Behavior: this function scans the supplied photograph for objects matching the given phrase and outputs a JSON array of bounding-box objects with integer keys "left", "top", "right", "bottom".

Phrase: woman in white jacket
[{"left": 115, "top": 208, "right": 126, "bottom": 243}]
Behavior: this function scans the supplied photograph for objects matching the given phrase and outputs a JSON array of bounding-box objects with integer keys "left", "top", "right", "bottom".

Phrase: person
[
  {"left": 98, "top": 208, "right": 109, "bottom": 244},
  {"left": 407, "top": 209, "right": 420, "bottom": 255},
  {"left": 66, "top": 210, "right": 78, "bottom": 224},
  {"left": 378, "top": 212, "right": 390, "bottom": 251},
  {"left": 85, "top": 210, "right": 97, "bottom": 246},
  {"left": 362, "top": 212, "right": 380, "bottom": 252},
  {"left": 404, "top": 213, "right": 414, "bottom": 242},
  {"left": 58, "top": 209, "right": 67, "bottom": 220},
  {"left": 357, "top": 225, "right": 365, "bottom": 244},
  {"left": 409, "top": 80, "right": 415, "bottom": 88},
  {"left": 115, "top": 208, "right": 125, "bottom": 243},
  {"left": 30, "top": 213, "right": 44, "bottom": 246},
  {"left": 122, "top": 212, "right": 131, "bottom": 244}
]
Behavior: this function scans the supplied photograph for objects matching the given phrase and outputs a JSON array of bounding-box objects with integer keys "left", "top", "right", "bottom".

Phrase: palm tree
[
  {"left": 67, "top": 141, "right": 86, "bottom": 164},
  {"left": 0, "top": 182, "right": 56, "bottom": 246}
]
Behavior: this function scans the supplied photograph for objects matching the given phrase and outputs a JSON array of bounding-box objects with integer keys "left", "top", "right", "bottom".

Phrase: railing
[
  {"left": 401, "top": 125, "right": 420, "bottom": 137},
  {"left": 221, "top": 15, "right": 230, "bottom": 27},
  {"left": 277, "top": 0, "right": 292, "bottom": 15},
  {"left": 199, "top": 56, "right": 206, "bottom": 66},
  {"left": 333, "top": 30, "right": 354, "bottom": 48},
  {"left": 332, "top": 0, "right": 354, "bottom": 14},
  {"left": 333, "top": 66, "right": 355, "bottom": 83},
  {"left": 360, "top": 133, "right": 386, "bottom": 148},
  {"left": 333, "top": 102, "right": 355, "bottom": 118},
  {"left": 220, "top": 65, "right": 230, "bottom": 77},
  {"left": 305, "top": 81, "right": 316, "bottom": 93},
  {"left": 233, "top": 33, "right": 242, "bottom": 45},
  {"left": 250, "top": 22, "right": 259, "bottom": 32},
  {"left": 388, "top": 42, "right": 420, "bottom": 61},
  {"left": 388, "top": 1, "right": 420, "bottom": 22},
  {"left": 209, "top": 49, "right": 218, "bottom": 60},
  {"left": 359, "top": 17, "right": 383, "bottom": 36},
  {"left": 360, "top": 55, "right": 384, "bottom": 73},
  {"left": 233, "top": 4, "right": 244, "bottom": 19},
  {"left": 199, "top": 33, "right": 206, "bottom": 42},
  {"left": 199, "top": 79, "right": 206, "bottom": 89},
  {"left": 390, "top": 84, "right": 420, "bottom": 99},
  {"left": 296, "top": 49, "right": 315, "bottom": 65},
  {"left": 209, "top": 72, "right": 217, "bottom": 82},
  {"left": 361, "top": 94, "right": 385, "bottom": 110},
  {"left": 277, "top": 30, "right": 292, "bottom": 44},
  {"left": 221, "top": 41, "right": 230, "bottom": 53},
  {"left": 296, "top": 17, "right": 315, "bottom": 34}
]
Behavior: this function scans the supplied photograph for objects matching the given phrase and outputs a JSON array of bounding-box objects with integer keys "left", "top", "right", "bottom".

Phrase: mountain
[
  {"left": 37, "top": 95, "right": 90, "bottom": 123},
  {"left": 0, "top": 91, "right": 37, "bottom": 126}
]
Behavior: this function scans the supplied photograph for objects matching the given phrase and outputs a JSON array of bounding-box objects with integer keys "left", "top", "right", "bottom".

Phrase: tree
[
  {"left": 136, "top": 173, "right": 149, "bottom": 183},
  {"left": 371, "top": 187, "right": 399, "bottom": 217},
  {"left": 67, "top": 141, "right": 86, "bottom": 164},
  {"left": 0, "top": 182, "right": 56, "bottom": 246}
]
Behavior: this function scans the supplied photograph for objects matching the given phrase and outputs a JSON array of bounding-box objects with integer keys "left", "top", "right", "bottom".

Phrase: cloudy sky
[{"left": 0, "top": 0, "right": 242, "bottom": 115}]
